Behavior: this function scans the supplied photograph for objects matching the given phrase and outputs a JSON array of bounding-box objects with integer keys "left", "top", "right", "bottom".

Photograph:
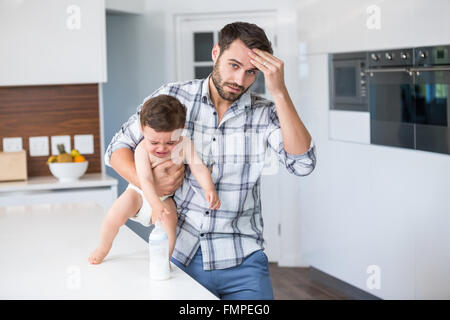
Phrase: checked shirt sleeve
[{"left": 266, "top": 104, "right": 317, "bottom": 176}]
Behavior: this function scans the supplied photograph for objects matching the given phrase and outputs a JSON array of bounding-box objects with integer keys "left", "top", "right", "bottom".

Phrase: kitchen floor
[{"left": 269, "top": 263, "right": 350, "bottom": 300}]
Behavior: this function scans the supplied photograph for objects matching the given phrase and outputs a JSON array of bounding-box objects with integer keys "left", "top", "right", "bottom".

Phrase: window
[{"left": 193, "top": 31, "right": 215, "bottom": 79}]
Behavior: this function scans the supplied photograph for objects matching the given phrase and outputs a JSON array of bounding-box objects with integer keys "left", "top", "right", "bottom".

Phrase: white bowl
[{"left": 48, "top": 161, "right": 88, "bottom": 182}]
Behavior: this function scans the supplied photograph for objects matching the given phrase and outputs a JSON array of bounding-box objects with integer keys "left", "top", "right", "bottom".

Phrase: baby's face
[{"left": 141, "top": 126, "right": 183, "bottom": 158}]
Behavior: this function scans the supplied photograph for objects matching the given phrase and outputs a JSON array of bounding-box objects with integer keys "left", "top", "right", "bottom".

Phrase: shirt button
[
  {"left": 213, "top": 111, "right": 217, "bottom": 115},
  {"left": 205, "top": 211, "right": 209, "bottom": 215},
  {"left": 200, "top": 233, "right": 205, "bottom": 237},
  {"left": 212, "top": 137, "right": 216, "bottom": 141}
]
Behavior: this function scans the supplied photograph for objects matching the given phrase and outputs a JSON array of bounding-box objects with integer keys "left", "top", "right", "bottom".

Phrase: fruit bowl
[{"left": 48, "top": 161, "right": 89, "bottom": 182}]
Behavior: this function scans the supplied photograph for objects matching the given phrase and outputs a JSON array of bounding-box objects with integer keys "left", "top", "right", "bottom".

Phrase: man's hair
[
  {"left": 218, "top": 22, "right": 273, "bottom": 56},
  {"left": 140, "top": 94, "right": 186, "bottom": 131}
]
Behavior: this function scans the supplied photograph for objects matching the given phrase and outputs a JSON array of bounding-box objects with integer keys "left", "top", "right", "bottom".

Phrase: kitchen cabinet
[
  {"left": 297, "top": 45, "right": 450, "bottom": 300},
  {"left": 294, "top": 0, "right": 450, "bottom": 300},
  {"left": 413, "top": 169, "right": 450, "bottom": 299},
  {"left": 415, "top": 210, "right": 450, "bottom": 299},
  {"left": 329, "top": 110, "right": 370, "bottom": 144},
  {"left": 411, "top": 0, "right": 450, "bottom": 48},
  {"left": 0, "top": 0, "right": 107, "bottom": 86},
  {"left": 297, "top": 0, "right": 450, "bottom": 55},
  {"left": 297, "top": 0, "right": 374, "bottom": 54}
]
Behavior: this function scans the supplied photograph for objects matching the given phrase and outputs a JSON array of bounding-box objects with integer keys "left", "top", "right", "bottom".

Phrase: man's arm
[
  {"left": 110, "top": 148, "right": 142, "bottom": 189},
  {"left": 110, "top": 147, "right": 185, "bottom": 196},
  {"left": 249, "top": 48, "right": 316, "bottom": 176},
  {"left": 265, "top": 104, "right": 316, "bottom": 176},
  {"left": 271, "top": 90, "right": 312, "bottom": 155},
  {"left": 249, "top": 48, "right": 311, "bottom": 155}
]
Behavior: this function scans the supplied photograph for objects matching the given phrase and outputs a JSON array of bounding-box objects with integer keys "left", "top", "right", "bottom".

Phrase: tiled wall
[{"left": 0, "top": 84, "right": 101, "bottom": 177}]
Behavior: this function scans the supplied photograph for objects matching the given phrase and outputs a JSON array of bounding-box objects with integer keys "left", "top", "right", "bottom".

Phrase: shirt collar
[
  {"left": 201, "top": 75, "right": 251, "bottom": 112},
  {"left": 201, "top": 75, "right": 213, "bottom": 106}
]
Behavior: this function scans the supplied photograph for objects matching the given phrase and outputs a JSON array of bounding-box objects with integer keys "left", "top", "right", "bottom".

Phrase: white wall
[{"left": 297, "top": 0, "right": 450, "bottom": 299}]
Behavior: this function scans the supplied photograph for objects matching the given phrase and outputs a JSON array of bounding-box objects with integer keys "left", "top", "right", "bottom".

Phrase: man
[{"left": 105, "top": 22, "right": 316, "bottom": 299}]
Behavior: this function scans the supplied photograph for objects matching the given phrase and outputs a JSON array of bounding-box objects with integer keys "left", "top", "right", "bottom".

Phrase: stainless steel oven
[
  {"left": 367, "top": 45, "right": 450, "bottom": 154},
  {"left": 366, "top": 48, "right": 415, "bottom": 149},
  {"left": 412, "top": 46, "right": 450, "bottom": 154},
  {"left": 330, "top": 52, "right": 368, "bottom": 111}
]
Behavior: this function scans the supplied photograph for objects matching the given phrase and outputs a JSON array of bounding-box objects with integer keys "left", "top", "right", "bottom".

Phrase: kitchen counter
[
  {"left": 0, "top": 173, "right": 118, "bottom": 211},
  {"left": 0, "top": 202, "right": 218, "bottom": 300},
  {"left": 0, "top": 173, "right": 117, "bottom": 193}
]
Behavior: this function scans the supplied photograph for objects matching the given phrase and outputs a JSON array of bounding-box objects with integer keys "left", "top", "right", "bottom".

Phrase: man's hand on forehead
[{"left": 248, "top": 48, "right": 287, "bottom": 97}]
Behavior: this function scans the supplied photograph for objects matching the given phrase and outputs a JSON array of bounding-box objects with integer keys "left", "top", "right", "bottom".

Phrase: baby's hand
[
  {"left": 205, "top": 190, "right": 221, "bottom": 210},
  {"left": 151, "top": 202, "right": 171, "bottom": 225}
]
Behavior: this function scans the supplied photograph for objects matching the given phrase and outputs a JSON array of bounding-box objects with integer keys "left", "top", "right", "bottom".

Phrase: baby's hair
[{"left": 140, "top": 94, "right": 186, "bottom": 131}]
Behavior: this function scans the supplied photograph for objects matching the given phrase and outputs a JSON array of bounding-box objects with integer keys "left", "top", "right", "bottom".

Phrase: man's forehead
[{"left": 220, "top": 41, "right": 254, "bottom": 68}]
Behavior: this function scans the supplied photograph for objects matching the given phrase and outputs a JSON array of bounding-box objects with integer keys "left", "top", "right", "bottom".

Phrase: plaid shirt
[{"left": 105, "top": 77, "right": 317, "bottom": 270}]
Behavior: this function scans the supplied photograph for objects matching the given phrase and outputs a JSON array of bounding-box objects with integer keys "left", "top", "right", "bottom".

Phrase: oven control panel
[
  {"left": 368, "top": 48, "right": 413, "bottom": 68},
  {"left": 415, "top": 45, "right": 450, "bottom": 66}
]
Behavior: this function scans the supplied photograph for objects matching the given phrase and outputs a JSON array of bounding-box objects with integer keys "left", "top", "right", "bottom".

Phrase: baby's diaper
[{"left": 127, "top": 183, "right": 172, "bottom": 226}]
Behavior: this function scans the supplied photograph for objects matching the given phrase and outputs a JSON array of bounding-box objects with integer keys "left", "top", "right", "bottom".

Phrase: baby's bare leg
[
  {"left": 160, "top": 197, "right": 178, "bottom": 259},
  {"left": 88, "top": 189, "right": 142, "bottom": 264}
]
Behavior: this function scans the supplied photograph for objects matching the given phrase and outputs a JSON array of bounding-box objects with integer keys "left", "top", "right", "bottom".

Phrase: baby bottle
[{"left": 148, "top": 221, "right": 170, "bottom": 280}]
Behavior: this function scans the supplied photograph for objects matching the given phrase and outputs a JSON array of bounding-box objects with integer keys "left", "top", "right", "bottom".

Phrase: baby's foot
[{"left": 88, "top": 245, "right": 110, "bottom": 264}]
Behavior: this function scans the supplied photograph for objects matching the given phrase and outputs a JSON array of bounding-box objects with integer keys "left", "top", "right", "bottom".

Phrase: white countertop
[
  {"left": 0, "top": 202, "right": 218, "bottom": 300},
  {"left": 0, "top": 173, "right": 117, "bottom": 193}
]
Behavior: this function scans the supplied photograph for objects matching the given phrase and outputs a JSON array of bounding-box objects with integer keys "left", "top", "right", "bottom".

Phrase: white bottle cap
[{"left": 149, "top": 221, "right": 168, "bottom": 241}]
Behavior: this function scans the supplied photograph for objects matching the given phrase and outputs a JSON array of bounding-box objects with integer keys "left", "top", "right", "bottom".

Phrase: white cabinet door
[
  {"left": 410, "top": 0, "right": 450, "bottom": 47},
  {"left": 298, "top": 0, "right": 450, "bottom": 54},
  {"left": 0, "top": 0, "right": 107, "bottom": 86},
  {"left": 415, "top": 208, "right": 450, "bottom": 299},
  {"left": 413, "top": 163, "right": 450, "bottom": 299}
]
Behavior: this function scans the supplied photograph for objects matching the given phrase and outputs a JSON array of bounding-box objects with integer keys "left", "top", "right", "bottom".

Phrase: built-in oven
[
  {"left": 330, "top": 52, "right": 368, "bottom": 112},
  {"left": 413, "top": 45, "right": 450, "bottom": 154},
  {"left": 329, "top": 45, "right": 450, "bottom": 155},
  {"left": 366, "top": 48, "right": 415, "bottom": 149},
  {"left": 367, "top": 45, "right": 450, "bottom": 154}
]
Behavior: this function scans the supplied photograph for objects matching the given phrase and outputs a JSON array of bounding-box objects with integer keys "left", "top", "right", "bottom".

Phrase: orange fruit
[{"left": 74, "top": 155, "right": 86, "bottom": 162}]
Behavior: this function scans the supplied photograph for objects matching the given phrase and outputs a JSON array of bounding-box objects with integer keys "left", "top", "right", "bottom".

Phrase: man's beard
[{"left": 211, "top": 60, "right": 250, "bottom": 102}]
